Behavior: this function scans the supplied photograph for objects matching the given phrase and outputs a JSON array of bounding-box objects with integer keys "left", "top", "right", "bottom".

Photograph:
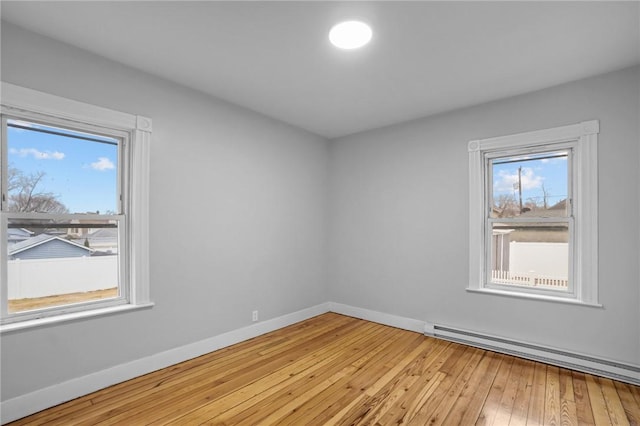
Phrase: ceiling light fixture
[{"left": 329, "top": 21, "right": 372, "bottom": 49}]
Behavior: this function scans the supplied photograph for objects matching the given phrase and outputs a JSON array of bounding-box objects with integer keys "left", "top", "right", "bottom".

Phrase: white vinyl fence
[
  {"left": 492, "top": 241, "right": 569, "bottom": 289},
  {"left": 8, "top": 256, "right": 118, "bottom": 299},
  {"left": 509, "top": 242, "right": 568, "bottom": 277},
  {"left": 491, "top": 270, "right": 568, "bottom": 288}
]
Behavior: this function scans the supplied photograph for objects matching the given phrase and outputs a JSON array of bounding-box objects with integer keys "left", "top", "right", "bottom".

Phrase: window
[
  {"left": 468, "top": 121, "right": 599, "bottom": 305},
  {"left": 1, "top": 83, "right": 152, "bottom": 328}
]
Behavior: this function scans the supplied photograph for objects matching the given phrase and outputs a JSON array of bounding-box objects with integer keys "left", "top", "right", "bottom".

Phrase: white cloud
[
  {"left": 493, "top": 167, "right": 543, "bottom": 193},
  {"left": 540, "top": 156, "right": 567, "bottom": 164},
  {"left": 8, "top": 120, "right": 37, "bottom": 132},
  {"left": 9, "top": 148, "right": 65, "bottom": 160},
  {"left": 91, "top": 157, "right": 115, "bottom": 171}
]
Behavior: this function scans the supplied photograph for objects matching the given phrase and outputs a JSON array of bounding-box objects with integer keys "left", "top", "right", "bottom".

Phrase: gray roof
[
  {"left": 87, "top": 228, "right": 118, "bottom": 239},
  {"left": 7, "top": 228, "right": 34, "bottom": 243},
  {"left": 86, "top": 228, "right": 118, "bottom": 245},
  {"left": 517, "top": 199, "right": 568, "bottom": 219},
  {"left": 9, "top": 234, "right": 94, "bottom": 256},
  {"left": 8, "top": 228, "right": 34, "bottom": 237}
]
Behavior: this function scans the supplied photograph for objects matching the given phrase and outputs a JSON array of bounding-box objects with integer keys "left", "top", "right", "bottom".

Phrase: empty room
[{"left": 1, "top": 1, "right": 639, "bottom": 425}]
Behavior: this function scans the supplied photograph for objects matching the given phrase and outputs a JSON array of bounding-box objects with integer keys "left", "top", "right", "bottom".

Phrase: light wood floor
[{"left": 9, "top": 313, "right": 640, "bottom": 425}]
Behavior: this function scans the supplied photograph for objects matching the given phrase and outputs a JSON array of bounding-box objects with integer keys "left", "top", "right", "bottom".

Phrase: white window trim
[
  {"left": 468, "top": 120, "right": 600, "bottom": 306},
  {"left": 0, "top": 82, "right": 153, "bottom": 332}
]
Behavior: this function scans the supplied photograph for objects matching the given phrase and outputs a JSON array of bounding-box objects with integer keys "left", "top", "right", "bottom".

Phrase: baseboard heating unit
[{"left": 424, "top": 323, "right": 640, "bottom": 386}]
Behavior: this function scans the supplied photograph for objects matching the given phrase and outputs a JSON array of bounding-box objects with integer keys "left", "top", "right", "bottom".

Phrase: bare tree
[
  {"left": 7, "top": 166, "right": 20, "bottom": 193},
  {"left": 493, "top": 194, "right": 519, "bottom": 218},
  {"left": 541, "top": 183, "right": 550, "bottom": 209},
  {"left": 7, "top": 167, "right": 69, "bottom": 213}
]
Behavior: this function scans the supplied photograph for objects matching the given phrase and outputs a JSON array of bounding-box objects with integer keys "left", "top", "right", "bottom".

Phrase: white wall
[
  {"left": 0, "top": 23, "right": 329, "bottom": 401},
  {"left": 328, "top": 66, "right": 640, "bottom": 365}
]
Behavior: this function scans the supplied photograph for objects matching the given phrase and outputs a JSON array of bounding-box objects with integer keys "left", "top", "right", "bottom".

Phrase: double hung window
[
  {"left": 468, "top": 121, "right": 599, "bottom": 305},
  {"left": 1, "top": 83, "right": 152, "bottom": 328}
]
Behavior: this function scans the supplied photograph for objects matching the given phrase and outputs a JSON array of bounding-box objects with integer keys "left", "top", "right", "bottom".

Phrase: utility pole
[{"left": 518, "top": 166, "right": 523, "bottom": 213}]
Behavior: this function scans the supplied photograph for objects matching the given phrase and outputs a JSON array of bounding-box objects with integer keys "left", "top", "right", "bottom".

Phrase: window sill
[
  {"left": 0, "top": 302, "right": 154, "bottom": 334},
  {"left": 466, "top": 287, "right": 602, "bottom": 308}
]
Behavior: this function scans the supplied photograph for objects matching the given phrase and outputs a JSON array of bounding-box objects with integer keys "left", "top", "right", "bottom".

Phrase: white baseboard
[
  {"left": 328, "top": 302, "right": 425, "bottom": 333},
  {"left": 329, "top": 302, "right": 639, "bottom": 386},
  {"left": 427, "top": 323, "right": 640, "bottom": 386},
  {"left": 0, "top": 302, "right": 330, "bottom": 425}
]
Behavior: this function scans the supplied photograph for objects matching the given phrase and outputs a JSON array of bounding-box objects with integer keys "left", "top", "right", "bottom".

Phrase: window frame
[
  {"left": 485, "top": 144, "right": 574, "bottom": 298},
  {"left": 468, "top": 121, "right": 600, "bottom": 306},
  {"left": 0, "top": 82, "right": 152, "bottom": 331}
]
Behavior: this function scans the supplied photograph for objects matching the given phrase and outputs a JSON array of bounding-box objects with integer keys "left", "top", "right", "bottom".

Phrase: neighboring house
[
  {"left": 492, "top": 199, "right": 569, "bottom": 281},
  {"left": 41, "top": 228, "right": 68, "bottom": 237},
  {"left": 8, "top": 234, "right": 94, "bottom": 260},
  {"left": 508, "top": 199, "right": 568, "bottom": 243},
  {"left": 84, "top": 228, "right": 118, "bottom": 254},
  {"left": 7, "top": 228, "right": 34, "bottom": 246},
  {"left": 67, "top": 215, "right": 103, "bottom": 238},
  {"left": 493, "top": 199, "right": 568, "bottom": 246}
]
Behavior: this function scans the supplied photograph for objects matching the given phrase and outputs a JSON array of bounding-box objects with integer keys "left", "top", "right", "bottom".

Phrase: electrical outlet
[{"left": 252, "top": 310, "right": 259, "bottom": 322}]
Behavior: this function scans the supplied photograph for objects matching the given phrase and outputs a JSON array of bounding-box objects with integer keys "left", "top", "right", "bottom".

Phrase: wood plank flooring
[{"left": 9, "top": 313, "right": 640, "bottom": 425}]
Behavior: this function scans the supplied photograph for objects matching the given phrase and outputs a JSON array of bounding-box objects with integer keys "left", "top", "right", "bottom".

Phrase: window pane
[
  {"left": 490, "top": 222, "right": 569, "bottom": 291},
  {"left": 6, "top": 119, "right": 119, "bottom": 214},
  {"left": 490, "top": 151, "right": 568, "bottom": 218},
  {"left": 7, "top": 219, "right": 120, "bottom": 313}
]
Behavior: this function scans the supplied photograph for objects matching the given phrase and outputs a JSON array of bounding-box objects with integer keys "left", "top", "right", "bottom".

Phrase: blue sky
[
  {"left": 492, "top": 152, "right": 568, "bottom": 209},
  {"left": 7, "top": 120, "right": 119, "bottom": 214}
]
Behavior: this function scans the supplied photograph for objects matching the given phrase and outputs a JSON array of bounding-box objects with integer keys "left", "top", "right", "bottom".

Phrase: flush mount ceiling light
[{"left": 329, "top": 21, "right": 372, "bottom": 49}]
